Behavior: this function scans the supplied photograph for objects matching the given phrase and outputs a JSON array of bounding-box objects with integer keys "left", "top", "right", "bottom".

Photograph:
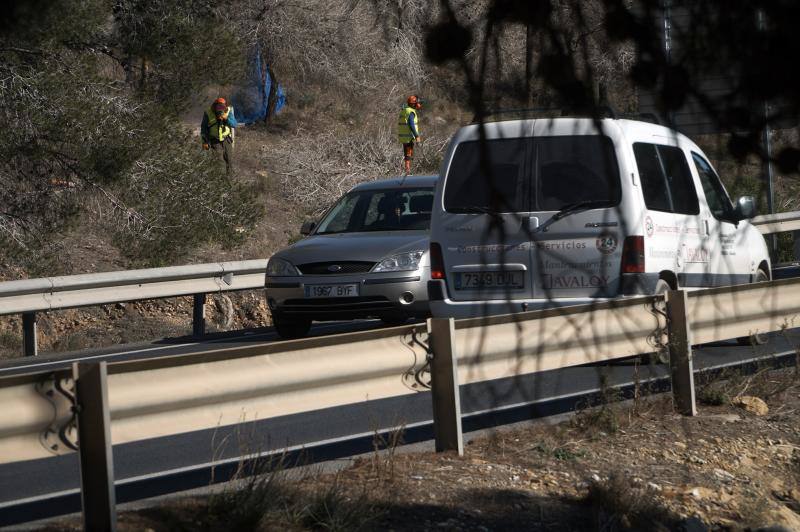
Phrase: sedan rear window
[
  {"left": 444, "top": 136, "right": 620, "bottom": 213},
  {"left": 315, "top": 188, "right": 434, "bottom": 234}
]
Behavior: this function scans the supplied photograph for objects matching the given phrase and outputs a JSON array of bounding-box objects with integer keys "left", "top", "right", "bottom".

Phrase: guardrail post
[
  {"left": 22, "top": 312, "right": 38, "bottom": 357},
  {"left": 192, "top": 293, "right": 206, "bottom": 337},
  {"left": 427, "top": 317, "right": 464, "bottom": 455},
  {"left": 73, "top": 361, "right": 117, "bottom": 531},
  {"left": 665, "top": 289, "right": 697, "bottom": 416}
]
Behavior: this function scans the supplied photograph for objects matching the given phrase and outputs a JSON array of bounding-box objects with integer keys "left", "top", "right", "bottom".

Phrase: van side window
[
  {"left": 691, "top": 153, "right": 735, "bottom": 220},
  {"left": 633, "top": 143, "right": 699, "bottom": 215},
  {"left": 444, "top": 139, "right": 528, "bottom": 213}
]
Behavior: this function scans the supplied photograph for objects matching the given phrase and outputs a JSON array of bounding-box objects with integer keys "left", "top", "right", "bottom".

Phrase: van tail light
[
  {"left": 621, "top": 235, "right": 645, "bottom": 274},
  {"left": 430, "top": 242, "right": 446, "bottom": 279}
]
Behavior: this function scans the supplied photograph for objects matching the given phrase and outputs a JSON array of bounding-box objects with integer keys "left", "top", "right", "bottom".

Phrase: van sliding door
[{"left": 529, "top": 127, "right": 624, "bottom": 301}]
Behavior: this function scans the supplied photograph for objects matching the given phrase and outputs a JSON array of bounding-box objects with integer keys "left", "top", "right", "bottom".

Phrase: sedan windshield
[{"left": 315, "top": 187, "right": 435, "bottom": 234}]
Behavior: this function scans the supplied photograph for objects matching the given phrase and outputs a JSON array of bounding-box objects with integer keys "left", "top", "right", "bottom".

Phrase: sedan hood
[{"left": 276, "top": 231, "right": 429, "bottom": 265}]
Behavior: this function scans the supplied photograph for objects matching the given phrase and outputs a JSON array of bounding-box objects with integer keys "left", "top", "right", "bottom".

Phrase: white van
[{"left": 427, "top": 117, "right": 771, "bottom": 318}]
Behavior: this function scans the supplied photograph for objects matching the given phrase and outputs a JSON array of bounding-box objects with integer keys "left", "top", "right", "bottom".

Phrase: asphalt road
[
  {"left": 1, "top": 325, "right": 798, "bottom": 527},
  {"left": 0, "top": 319, "right": 392, "bottom": 377}
]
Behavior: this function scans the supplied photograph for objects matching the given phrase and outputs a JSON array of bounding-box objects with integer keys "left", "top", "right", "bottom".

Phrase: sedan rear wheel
[
  {"left": 273, "top": 315, "right": 312, "bottom": 339},
  {"left": 380, "top": 316, "right": 409, "bottom": 326}
]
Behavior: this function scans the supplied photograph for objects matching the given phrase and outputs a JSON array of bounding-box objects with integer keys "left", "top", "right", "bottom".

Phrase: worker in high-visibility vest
[
  {"left": 397, "top": 95, "right": 423, "bottom": 175},
  {"left": 201, "top": 97, "right": 238, "bottom": 175}
]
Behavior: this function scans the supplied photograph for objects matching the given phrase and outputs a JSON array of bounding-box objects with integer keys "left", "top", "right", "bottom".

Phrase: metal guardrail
[
  {"left": 0, "top": 260, "right": 268, "bottom": 356},
  {"left": 751, "top": 211, "right": 800, "bottom": 234},
  {"left": 2, "top": 276, "right": 800, "bottom": 527},
  {"left": 1, "top": 211, "right": 799, "bottom": 357}
]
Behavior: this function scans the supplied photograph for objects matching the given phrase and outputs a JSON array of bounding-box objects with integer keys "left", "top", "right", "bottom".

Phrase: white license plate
[
  {"left": 454, "top": 271, "right": 525, "bottom": 290},
  {"left": 304, "top": 283, "right": 360, "bottom": 298}
]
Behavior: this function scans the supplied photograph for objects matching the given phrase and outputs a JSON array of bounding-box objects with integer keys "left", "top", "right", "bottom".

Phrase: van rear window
[
  {"left": 444, "top": 138, "right": 528, "bottom": 213},
  {"left": 444, "top": 136, "right": 620, "bottom": 213}
]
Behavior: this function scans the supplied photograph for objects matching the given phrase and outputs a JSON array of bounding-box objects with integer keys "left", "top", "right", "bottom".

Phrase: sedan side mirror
[
  {"left": 733, "top": 196, "right": 756, "bottom": 221},
  {"left": 300, "top": 221, "right": 316, "bottom": 235}
]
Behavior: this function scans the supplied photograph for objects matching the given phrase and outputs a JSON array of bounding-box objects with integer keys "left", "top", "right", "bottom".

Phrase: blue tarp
[{"left": 232, "top": 46, "right": 285, "bottom": 124}]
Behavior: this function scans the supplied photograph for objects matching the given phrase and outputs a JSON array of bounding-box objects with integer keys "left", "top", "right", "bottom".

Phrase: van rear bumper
[
  {"left": 427, "top": 275, "right": 663, "bottom": 319},
  {"left": 619, "top": 273, "right": 661, "bottom": 295},
  {"left": 428, "top": 294, "right": 615, "bottom": 319}
]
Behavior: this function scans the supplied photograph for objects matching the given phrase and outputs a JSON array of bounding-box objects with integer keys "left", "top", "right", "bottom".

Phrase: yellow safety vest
[
  {"left": 397, "top": 105, "right": 420, "bottom": 144},
  {"left": 206, "top": 106, "right": 232, "bottom": 142}
]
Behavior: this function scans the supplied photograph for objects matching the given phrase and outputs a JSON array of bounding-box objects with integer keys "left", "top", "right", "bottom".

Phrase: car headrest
[{"left": 410, "top": 195, "right": 433, "bottom": 213}]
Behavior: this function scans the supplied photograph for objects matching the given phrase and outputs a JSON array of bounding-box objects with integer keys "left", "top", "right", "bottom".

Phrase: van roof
[{"left": 460, "top": 117, "right": 693, "bottom": 145}]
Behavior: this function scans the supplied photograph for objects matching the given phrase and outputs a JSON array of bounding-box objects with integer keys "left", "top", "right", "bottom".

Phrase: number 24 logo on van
[
  {"left": 645, "top": 216, "right": 655, "bottom": 237},
  {"left": 595, "top": 233, "right": 618, "bottom": 255}
]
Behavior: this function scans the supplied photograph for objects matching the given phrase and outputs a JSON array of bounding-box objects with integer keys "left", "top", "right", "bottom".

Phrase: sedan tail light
[{"left": 430, "top": 242, "right": 446, "bottom": 280}]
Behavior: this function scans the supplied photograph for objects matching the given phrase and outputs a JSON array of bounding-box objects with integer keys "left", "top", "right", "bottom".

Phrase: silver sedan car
[{"left": 265, "top": 175, "right": 437, "bottom": 338}]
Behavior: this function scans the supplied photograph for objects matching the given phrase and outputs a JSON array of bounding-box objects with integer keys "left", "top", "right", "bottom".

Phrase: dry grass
[{"left": 584, "top": 472, "right": 680, "bottom": 531}]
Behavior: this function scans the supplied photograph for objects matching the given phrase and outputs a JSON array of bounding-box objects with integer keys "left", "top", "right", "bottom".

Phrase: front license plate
[
  {"left": 454, "top": 271, "right": 525, "bottom": 290},
  {"left": 304, "top": 283, "right": 360, "bottom": 298}
]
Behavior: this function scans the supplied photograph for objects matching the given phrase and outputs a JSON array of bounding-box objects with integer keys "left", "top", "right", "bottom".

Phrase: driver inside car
[{"left": 370, "top": 194, "right": 405, "bottom": 230}]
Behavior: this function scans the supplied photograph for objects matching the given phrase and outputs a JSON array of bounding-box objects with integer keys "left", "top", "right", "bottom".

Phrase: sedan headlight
[
  {"left": 372, "top": 250, "right": 425, "bottom": 273},
  {"left": 266, "top": 257, "right": 299, "bottom": 276}
]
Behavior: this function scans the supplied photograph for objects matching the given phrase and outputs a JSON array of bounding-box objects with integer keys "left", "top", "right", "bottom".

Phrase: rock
[
  {"left": 685, "top": 487, "right": 715, "bottom": 500},
  {"left": 739, "top": 455, "right": 755, "bottom": 467},
  {"left": 769, "top": 478, "right": 786, "bottom": 492},
  {"left": 718, "top": 490, "right": 733, "bottom": 504},
  {"left": 675, "top": 441, "right": 688, "bottom": 450},
  {"left": 647, "top": 482, "right": 662, "bottom": 491},
  {"left": 732, "top": 396, "right": 769, "bottom": 416},
  {"left": 769, "top": 505, "right": 800, "bottom": 531},
  {"left": 713, "top": 468, "right": 735, "bottom": 482},
  {"left": 700, "top": 413, "right": 742, "bottom": 423}
]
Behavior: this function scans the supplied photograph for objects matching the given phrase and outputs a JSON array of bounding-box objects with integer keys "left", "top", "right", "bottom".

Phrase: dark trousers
[{"left": 210, "top": 137, "right": 233, "bottom": 175}]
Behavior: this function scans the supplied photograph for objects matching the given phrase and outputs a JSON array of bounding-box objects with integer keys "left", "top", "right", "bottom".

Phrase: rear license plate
[
  {"left": 454, "top": 271, "right": 525, "bottom": 290},
  {"left": 304, "top": 283, "right": 360, "bottom": 298}
]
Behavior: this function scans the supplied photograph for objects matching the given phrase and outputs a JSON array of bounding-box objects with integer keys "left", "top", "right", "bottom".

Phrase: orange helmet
[
  {"left": 213, "top": 97, "right": 227, "bottom": 112},
  {"left": 407, "top": 95, "right": 422, "bottom": 109}
]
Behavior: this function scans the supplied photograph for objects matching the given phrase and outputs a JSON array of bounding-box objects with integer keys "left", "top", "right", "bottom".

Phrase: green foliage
[
  {"left": 110, "top": 127, "right": 263, "bottom": 265},
  {"left": 697, "top": 384, "right": 730, "bottom": 406},
  {"left": 2, "top": 0, "right": 111, "bottom": 49},
  {"left": 114, "top": 0, "right": 246, "bottom": 109},
  {"left": 0, "top": 330, "right": 21, "bottom": 351},
  {"left": 532, "top": 442, "right": 586, "bottom": 461},
  {"left": 0, "top": 0, "right": 258, "bottom": 270},
  {"left": 777, "top": 232, "right": 796, "bottom": 264}
]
